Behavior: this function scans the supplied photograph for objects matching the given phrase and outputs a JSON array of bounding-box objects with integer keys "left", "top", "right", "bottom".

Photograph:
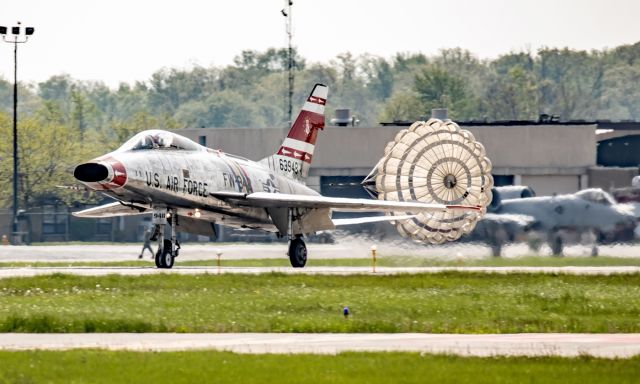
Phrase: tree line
[{"left": 1, "top": 42, "right": 640, "bottom": 209}]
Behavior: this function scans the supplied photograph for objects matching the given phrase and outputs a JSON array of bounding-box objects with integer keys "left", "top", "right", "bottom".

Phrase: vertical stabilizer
[{"left": 261, "top": 83, "right": 328, "bottom": 180}]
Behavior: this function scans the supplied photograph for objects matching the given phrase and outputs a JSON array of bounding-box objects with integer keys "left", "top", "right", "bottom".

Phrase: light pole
[
  {"left": 281, "top": 0, "right": 293, "bottom": 128},
  {"left": 0, "top": 22, "right": 35, "bottom": 244}
]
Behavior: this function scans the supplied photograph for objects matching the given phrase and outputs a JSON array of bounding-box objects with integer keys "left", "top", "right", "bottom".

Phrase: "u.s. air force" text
[{"left": 145, "top": 171, "right": 208, "bottom": 197}]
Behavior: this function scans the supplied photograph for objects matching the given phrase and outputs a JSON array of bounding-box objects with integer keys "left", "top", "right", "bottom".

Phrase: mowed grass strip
[
  {"left": 0, "top": 351, "right": 638, "bottom": 384},
  {"left": 0, "top": 273, "right": 639, "bottom": 333},
  {"left": 3, "top": 255, "right": 640, "bottom": 268}
]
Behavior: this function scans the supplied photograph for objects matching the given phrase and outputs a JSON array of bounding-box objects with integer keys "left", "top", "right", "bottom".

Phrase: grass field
[
  {"left": 1, "top": 273, "right": 639, "bottom": 333},
  {"left": 0, "top": 350, "right": 638, "bottom": 384},
  {"left": 3, "top": 255, "right": 640, "bottom": 268}
]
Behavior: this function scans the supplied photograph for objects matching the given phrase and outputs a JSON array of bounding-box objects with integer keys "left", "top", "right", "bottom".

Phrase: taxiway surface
[{"left": 0, "top": 333, "right": 638, "bottom": 358}]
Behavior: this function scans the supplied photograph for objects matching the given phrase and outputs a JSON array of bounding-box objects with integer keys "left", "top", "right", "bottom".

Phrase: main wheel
[
  {"left": 549, "top": 231, "right": 563, "bottom": 257},
  {"left": 155, "top": 239, "right": 175, "bottom": 269},
  {"left": 288, "top": 237, "right": 307, "bottom": 268},
  {"left": 154, "top": 247, "right": 163, "bottom": 268}
]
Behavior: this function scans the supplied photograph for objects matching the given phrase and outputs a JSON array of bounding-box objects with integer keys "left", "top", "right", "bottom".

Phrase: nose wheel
[
  {"left": 155, "top": 239, "right": 175, "bottom": 268},
  {"left": 288, "top": 236, "right": 307, "bottom": 268}
]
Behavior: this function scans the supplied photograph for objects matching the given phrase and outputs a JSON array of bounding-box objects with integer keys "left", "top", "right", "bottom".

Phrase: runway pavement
[
  {"left": 2, "top": 242, "right": 640, "bottom": 263},
  {"left": 0, "top": 265, "right": 639, "bottom": 278},
  {"left": 0, "top": 333, "right": 639, "bottom": 358}
]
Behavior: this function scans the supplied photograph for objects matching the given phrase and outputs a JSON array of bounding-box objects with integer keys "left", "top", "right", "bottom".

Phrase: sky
[{"left": 1, "top": 0, "right": 640, "bottom": 87}]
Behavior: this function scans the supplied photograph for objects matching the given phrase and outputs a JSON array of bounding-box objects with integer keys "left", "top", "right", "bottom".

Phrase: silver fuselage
[{"left": 87, "top": 147, "right": 320, "bottom": 232}]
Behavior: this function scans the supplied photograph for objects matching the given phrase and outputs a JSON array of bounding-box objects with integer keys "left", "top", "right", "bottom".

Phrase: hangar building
[{"left": 181, "top": 121, "right": 597, "bottom": 197}]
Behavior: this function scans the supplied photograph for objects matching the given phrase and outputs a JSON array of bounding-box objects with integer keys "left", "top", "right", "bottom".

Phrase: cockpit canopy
[
  {"left": 116, "top": 130, "right": 205, "bottom": 152},
  {"left": 574, "top": 188, "right": 617, "bottom": 206}
]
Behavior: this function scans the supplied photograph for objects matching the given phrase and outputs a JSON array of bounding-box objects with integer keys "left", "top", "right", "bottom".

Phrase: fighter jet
[
  {"left": 472, "top": 186, "right": 639, "bottom": 256},
  {"left": 73, "top": 84, "right": 492, "bottom": 268}
]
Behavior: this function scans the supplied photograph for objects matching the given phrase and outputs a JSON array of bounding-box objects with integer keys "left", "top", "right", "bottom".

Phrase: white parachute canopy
[{"left": 374, "top": 119, "right": 493, "bottom": 244}]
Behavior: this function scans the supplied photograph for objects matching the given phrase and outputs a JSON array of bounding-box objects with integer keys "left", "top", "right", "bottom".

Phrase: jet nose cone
[
  {"left": 74, "top": 163, "right": 109, "bottom": 183},
  {"left": 74, "top": 157, "right": 128, "bottom": 189}
]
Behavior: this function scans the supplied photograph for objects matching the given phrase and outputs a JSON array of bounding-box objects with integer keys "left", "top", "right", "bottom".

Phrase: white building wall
[{"left": 521, "top": 175, "right": 580, "bottom": 195}]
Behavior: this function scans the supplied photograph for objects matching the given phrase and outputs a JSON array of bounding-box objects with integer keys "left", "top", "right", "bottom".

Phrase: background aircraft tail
[{"left": 261, "top": 83, "right": 327, "bottom": 181}]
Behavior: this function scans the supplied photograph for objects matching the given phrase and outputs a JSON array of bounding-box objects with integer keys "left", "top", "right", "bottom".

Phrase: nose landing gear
[
  {"left": 152, "top": 208, "right": 180, "bottom": 269},
  {"left": 155, "top": 239, "right": 176, "bottom": 268}
]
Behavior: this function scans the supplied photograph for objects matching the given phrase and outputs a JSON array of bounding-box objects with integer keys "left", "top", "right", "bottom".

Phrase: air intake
[{"left": 74, "top": 163, "right": 109, "bottom": 182}]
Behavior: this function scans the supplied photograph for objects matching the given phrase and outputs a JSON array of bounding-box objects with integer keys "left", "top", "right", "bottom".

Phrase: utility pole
[
  {"left": 282, "top": 0, "right": 294, "bottom": 127},
  {"left": 0, "top": 22, "right": 35, "bottom": 244}
]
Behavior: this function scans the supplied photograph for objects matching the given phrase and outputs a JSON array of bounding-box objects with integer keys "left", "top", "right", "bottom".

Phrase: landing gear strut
[
  {"left": 288, "top": 235, "right": 307, "bottom": 268},
  {"left": 153, "top": 208, "right": 180, "bottom": 269}
]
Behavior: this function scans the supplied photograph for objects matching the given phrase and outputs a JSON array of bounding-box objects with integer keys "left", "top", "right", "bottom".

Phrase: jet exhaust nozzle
[{"left": 74, "top": 163, "right": 110, "bottom": 183}]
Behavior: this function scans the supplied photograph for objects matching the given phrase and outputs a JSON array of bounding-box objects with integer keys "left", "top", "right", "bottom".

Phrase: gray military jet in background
[
  {"left": 72, "top": 84, "right": 484, "bottom": 268},
  {"left": 472, "top": 186, "right": 639, "bottom": 256}
]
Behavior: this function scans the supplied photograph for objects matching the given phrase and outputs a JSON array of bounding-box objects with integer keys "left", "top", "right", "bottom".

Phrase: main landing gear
[
  {"left": 285, "top": 208, "right": 307, "bottom": 268},
  {"left": 152, "top": 208, "right": 180, "bottom": 269},
  {"left": 288, "top": 235, "right": 307, "bottom": 268}
]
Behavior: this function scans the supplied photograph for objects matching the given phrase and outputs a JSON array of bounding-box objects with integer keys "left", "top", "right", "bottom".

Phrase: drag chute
[{"left": 365, "top": 119, "right": 493, "bottom": 244}]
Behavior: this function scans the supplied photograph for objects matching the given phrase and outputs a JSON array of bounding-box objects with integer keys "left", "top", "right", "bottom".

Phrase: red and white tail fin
[{"left": 262, "top": 83, "right": 328, "bottom": 181}]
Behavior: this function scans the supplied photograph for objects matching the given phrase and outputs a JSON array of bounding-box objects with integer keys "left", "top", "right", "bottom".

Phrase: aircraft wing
[
  {"left": 211, "top": 191, "right": 481, "bottom": 213},
  {"left": 72, "top": 202, "right": 148, "bottom": 218}
]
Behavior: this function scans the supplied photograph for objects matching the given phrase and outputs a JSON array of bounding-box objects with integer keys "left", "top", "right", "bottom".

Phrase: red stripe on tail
[{"left": 287, "top": 110, "right": 324, "bottom": 144}]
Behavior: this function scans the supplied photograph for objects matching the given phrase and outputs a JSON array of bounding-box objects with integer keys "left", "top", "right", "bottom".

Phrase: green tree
[
  {"left": 148, "top": 67, "right": 219, "bottom": 115},
  {"left": 0, "top": 109, "right": 97, "bottom": 210},
  {"left": 393, "top": 53, "right": 428, "bottom": 72},
  {"left": 0, "top": 112, "right": 12, "bottom": 190},
  {"left": 484, "top": 64, "right": 539, "bottom": 120},
  {"left": 536, "top": 48, "right": 603, "bottom": 119},
  {"left": 378, "top": 90, "right": 425, "bottom": 122},
  {"left": 233, "top": 48, "right": 305, "bottom": 72},
  {"left": 0, "top": 77, "right": 40, "bottom": 116},
  {"left": 361, "top": 55, "right": 394, "bottom": 100},
  {"left": 70, "top": 86, "right": 89, "bottom": 140},
  {"left": 492, "top": 52, "right": 534, "bottom": 75},
  {"left": 174, "top": 90, "right": 261, "bottom": 128},
  {"left": 600, "top": 63, "right": 640, "bottom": 120},
  {"left": 413, "top": 66, "right": 472, "bottom": 119},
  {"left": 101, "top": 111, "right": 179, "bottom": 150},
  {"left": 37, "top": 75, "right": 74, "bottom": 120},
  {"left": 326, "top": 53, "right": 383, "bottom": 125}
]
